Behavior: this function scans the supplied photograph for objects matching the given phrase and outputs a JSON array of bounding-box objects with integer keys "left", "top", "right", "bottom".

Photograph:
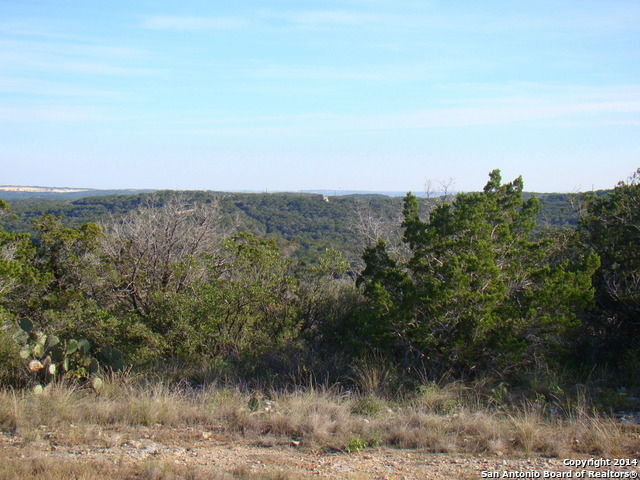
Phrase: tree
[
  {"left": 32, "top": 214, "right": 101, "bottom": 305},
  {"left": 198, "top": 232, "right": 299, "bottom": 359},
  {"left": 0, "top": 229, "right": 40, "bottom": 314},
  {"left": 97, "top": 194, "right": 231, "bottom": 317},
  {"left": 578, "top": 168, "right": 640, "bottom": 365},
  {"left": 146, "top": 232, "right": 299, "bottom": 362},
  {"left": 297, "top": 248, "right": 352, "bottom": 335},
  {"left": 0, "top": 201, "right": 44, "bottom": 320},
  {"left": 357, "top": 170, "right": 598, "bottom": 377}
]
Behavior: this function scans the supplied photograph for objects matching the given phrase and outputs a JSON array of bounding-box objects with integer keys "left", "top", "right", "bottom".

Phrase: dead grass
[
  {"left": 0, "top": 453, "right": 300, "bottom": 480},
  {"left": 412, "top": 381, "right": 469, "bottom": 414},
  {"left": 1, "top": 375, "right": 639, "bottom": 459},
  {"left": 0, "top": 388, "right": 19, "bottom": 431}
]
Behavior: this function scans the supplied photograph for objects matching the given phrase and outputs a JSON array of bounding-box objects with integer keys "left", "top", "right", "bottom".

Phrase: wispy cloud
[
  {"left": 479, "top": 3, "right": 640, "bottom": 33},
  {"left": 28, "top": 60, "right": 159, "bottom": 77},
  {"left": 352, "top": 83, "right": 640, "bottom": 129},
  {"left": 139, "top": 8, "right": 418, "bottom": 32},
  {"left": 137, "top": 3, "right": 640, "bottom": 39},
  {"left": 246, "top": 63, "right": 394, "bottom": 81},
  {"left": 0, "top": 19, "right": 79, "bottom": 40},
  {"left": 0, "top": 37, "right": 147, "bottom": 60},
  {"left": 277, "top": 10, "right": 390, "bottom": 26},
  {"left": 161, "top": 84, "right": 640, "bottom": 134},
  {"left": 282, "top": 2, "right": 640, "bottom": 34},
  {"left": 141, "top": 15, "right": 249, "bottom": 31},
  {"left": 0, "top": 77, "right": 123, "bottom": 97},
  {"left": 257, "top": 7, "right": 426, "bottom": 31},
  {"left": 0, "top": 37, "right": 156, "bottom": 77},
  {"left": 0, "top": 106, "right": 120, "bottom": 122},
  {"left": 369, "top": 99, "right": 640, "bottom": 130}
]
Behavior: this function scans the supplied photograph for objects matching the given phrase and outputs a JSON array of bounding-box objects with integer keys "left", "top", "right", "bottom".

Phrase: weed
[{"left": 346, "top": 436, "right": 367, "bottom": 452}]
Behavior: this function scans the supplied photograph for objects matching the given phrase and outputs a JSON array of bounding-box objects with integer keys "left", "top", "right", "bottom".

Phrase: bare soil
[{"left": 3, "top": 426, "right": 637, "bottom": 480}]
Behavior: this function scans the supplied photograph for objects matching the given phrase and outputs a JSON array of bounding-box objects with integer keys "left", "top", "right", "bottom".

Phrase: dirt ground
[{"left": 3, "top": 426, "right": 639, "bottom": 480}]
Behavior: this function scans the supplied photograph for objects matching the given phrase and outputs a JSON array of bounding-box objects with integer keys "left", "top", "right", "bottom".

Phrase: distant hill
[
  {"left": 0, "top": 186, "right": 156, "bottom": 200},
  {"left": 0, "top": 187, "right": 584, "bottom": 264},
  {"left": 300, "top": 190, "right": 439, "bottom": 197},
  {"left": 0, "top": 185, "right": 442, "bottom": 200}
]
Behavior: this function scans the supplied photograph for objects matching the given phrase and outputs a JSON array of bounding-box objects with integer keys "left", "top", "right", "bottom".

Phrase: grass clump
[
  {"left": 350, "top": 394, "right": 386, "bottom": 417},
  {"left": 413, "top": 381, "right": 466, "bottom": 414}
]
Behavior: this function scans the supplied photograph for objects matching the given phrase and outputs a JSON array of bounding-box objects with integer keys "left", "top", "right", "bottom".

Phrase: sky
[{"left": 1, "top": 0, "right": 639, "bottom": 193}]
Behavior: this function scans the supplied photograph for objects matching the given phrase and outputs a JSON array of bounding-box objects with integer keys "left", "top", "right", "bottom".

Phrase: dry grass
[
  {"left": 0, "top": 454, "right": 299, "bottom": 480},
  {"left": 349, "top": 354, "right": 398, "bottom": 396},
  {"left": 1, "top": 375, "right": 639, "bottom": 460}
]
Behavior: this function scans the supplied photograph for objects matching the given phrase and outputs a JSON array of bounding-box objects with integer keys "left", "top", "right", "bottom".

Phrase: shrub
[{"left": 0, "top": 323, "right": 28, "bottom": 387}]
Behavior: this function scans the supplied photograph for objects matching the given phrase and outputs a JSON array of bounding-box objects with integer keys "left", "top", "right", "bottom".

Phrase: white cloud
[
  {"left": 141, "top": 15, "right": 249, "bottom": 31},
  {"left": 279, "top": 10, "right": 387, "bottom": 26},
  {"left": 137, "top": 3, "right": 640, "bottom": 37},
  {"left": 0, "top": 106, "right": 118, "bottom": 122},
  {"left": 339, "top": 83, "right": 640, "bottom": 129},
  {"left": 28, "top": 60, "right": 160, "bottom": 77},
  {"left": 0, "top": 36, "right": 156, "bottom": 77},
  {"left": 0, "top": 38, "right": 147, "bottom": 59},
  {"left": 0, "top": 77, "right": 123, "bottom": 97},
  {"left": 246, "top": 63, "right": 393, "bottom": 81},
  {"left": 373, "top": 99, "right": 640, "bottom": 130},
  {"left": 140, "top": 8, "right": 420, "bottom": 33},
  {"left": 200, "top": 84, "right": 640, "bottom": 131}
]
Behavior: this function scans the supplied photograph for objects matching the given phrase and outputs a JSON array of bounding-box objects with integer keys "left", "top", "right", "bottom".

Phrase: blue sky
[{"left": 1, "top": 0, "right": 639, "bottom": 192}]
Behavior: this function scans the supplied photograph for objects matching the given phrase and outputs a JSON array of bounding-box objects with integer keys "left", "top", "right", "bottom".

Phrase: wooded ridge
[{"left": 0, "top": 170, "right": 638, "bottom": 409}]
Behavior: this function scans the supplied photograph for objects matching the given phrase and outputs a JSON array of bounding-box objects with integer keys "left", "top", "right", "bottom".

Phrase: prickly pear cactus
[{"left": 10, "top": 319, "right": 122, "bottom": 391}]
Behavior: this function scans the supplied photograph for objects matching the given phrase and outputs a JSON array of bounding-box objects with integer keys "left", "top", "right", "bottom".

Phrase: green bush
[{"left": 0, "top": 324, "right": 28, "bottom": 387}]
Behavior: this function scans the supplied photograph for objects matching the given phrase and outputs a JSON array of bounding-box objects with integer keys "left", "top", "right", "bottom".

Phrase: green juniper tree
[
  {"left": 357, "top": 170, "right": 598, "bottom": 377},
  {"left": 0, "top": 201, "right": 44, "bottom": 320},
  {"left": 578, "top": 169, "right": 640, "bottom": 369}
]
